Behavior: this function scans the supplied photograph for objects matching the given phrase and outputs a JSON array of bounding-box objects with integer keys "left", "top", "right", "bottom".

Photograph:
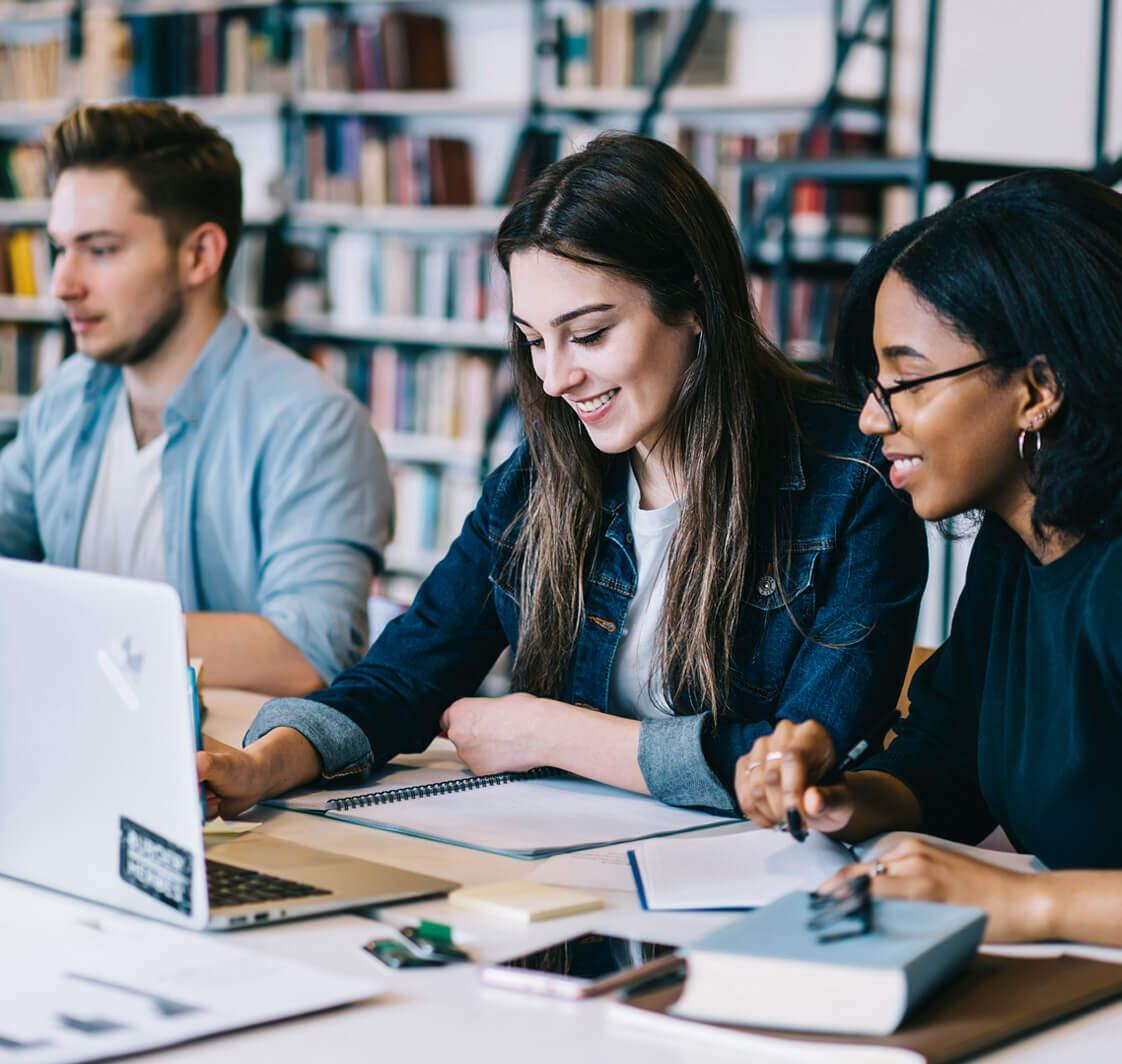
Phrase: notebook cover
[{"left": 614, "top": 954, "right": 1122, "bottom": 1064}]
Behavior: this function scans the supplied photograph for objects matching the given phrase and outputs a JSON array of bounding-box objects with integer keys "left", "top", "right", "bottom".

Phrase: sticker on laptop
[{"left": 119, "top": 816, "right": 193, "bottom": 915}]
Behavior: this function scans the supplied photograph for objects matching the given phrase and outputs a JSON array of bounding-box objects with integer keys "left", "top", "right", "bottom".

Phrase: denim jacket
[{"left": 249, "top": 388, "right": 927, "bottom": 814}]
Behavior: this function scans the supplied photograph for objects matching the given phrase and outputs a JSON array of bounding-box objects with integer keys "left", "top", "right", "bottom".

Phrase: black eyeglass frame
[{"left": 861, "top": 359, "right": 992, "bottom": 433}]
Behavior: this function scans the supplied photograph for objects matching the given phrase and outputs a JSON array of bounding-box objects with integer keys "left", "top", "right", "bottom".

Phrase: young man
[{"left": 0, "top": 102, "right": 392, "bottom": 696}]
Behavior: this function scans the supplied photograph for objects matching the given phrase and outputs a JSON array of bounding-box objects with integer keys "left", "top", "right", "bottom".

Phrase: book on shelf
[
  {"left": 675, "top": 7, "right": 733, "bottom": 87},
  {"left": 302, "top": 229, "right": 505, "bottom": 326},
  {"left": 225, "top": 228, "right": 280, "bottom": 317},
  {"left": 1, "top": 228, "right": 50, "bottom": 299},
  {"left": 554, "top": 5, "right": 731, "bottom": 90},
  {"left": 83, "top": 7, "right": 288, "bottom": 101},
  {"left": 0, "top": 23, "right": 72, "bottom": 103},
  {"left": 749, "top": 273, "right": 848, "bottom": 363},
  {"left": 368, "top": 345, "right": 497, "bottom": 442},
  {"left": 391, "top": 462, "right": 480, "bottom": 558},
  {"left": 0, "top": 323, "right": 65, "bottom": 397},
  {"left": 555, "top": 5, "right": 592, "bottom": 89},
  {"left": 303, "top": 120, "right": 476, "bottom": 208},
  {"left": 297, "top": 7, "right": 450, "bottom": 93},
  {"left": 672, "top": 891, "right": 987, "bottom": 1036},
  {"left": 0, "top": 140, "right": 47, "bottom": 200},
  {"left": 672, "top": 126, "right": 757, "bottom": 230},
  {"left": 609, "top": 952, "right": 1122, "bottom": 1064}
]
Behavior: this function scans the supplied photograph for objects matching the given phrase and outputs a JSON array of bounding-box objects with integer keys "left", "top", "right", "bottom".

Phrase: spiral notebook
[{"left": 268, "top": 741, "right": 734, "bottom": 859}]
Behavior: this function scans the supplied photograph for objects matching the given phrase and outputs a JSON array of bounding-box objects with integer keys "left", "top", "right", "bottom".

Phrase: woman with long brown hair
[{"left": 200, "top": 133, "right": 925, "bottom": 816}]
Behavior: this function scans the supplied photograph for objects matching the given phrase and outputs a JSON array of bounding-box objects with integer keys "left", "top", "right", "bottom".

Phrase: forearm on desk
[
  {"left": 186, "top": 612, "right": 324, "bottom": 697},
  {"left": 1027, "top": 871, "right": 1122, "bottom": 946},
  {"left": 539, "top": 702, "right": 648, "bottom": 795},
  {"left": 243, "top": 726, "right": 325, "bottom": 800}
]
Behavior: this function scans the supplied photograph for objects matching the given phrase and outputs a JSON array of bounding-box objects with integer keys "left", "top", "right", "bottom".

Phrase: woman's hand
[
  {"left": 734, "top": 719, "right": 855, "bottom": 834},
  {"left": 440, "top": 693, "right": 557, "bottom": 775},
  {"left": 196, "top": 726, "right": 322, "bottom": 820},
  {"left": 196, "top": 734, "right": 271, "bottom": 820},
  {"left": 818, "top": 836, "right": 1052, "bottom": 943}
]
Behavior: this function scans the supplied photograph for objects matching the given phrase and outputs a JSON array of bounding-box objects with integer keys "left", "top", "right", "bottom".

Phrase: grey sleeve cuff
[
  {"left": 244, "top": 697, "right": 375, "bottom": 780},
  {"left": 637, "top": 714, "right": 738, "bottom": 815}
]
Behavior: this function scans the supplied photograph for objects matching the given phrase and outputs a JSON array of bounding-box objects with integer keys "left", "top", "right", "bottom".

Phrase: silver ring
[
  {"left": 871, "top": 861, "right": 887, "bottom": 878},
  {"left": 765, "top": 751, "right": 785, "bottom": 762},
  {"left": 744, "top": 761, "right": 763, "bottom": 775}
]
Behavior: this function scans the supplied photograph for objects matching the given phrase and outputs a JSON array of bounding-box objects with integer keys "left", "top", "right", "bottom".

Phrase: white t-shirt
[
  {"left": 608, "top": 467, "right": 681, "bottom": 720},
  {"left": 77, "top": 388, "right": 168, "bottom": 582}
]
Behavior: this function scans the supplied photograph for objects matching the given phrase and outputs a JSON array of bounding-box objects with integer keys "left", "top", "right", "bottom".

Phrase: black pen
[{"left": 785, "top": 709, "right": 901, "bottom": 842}]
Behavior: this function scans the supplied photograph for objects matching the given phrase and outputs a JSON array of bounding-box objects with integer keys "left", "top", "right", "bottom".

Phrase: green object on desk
[
  {"left": 400, "top": 924, "right": 469, "bottom": 963},
  {"left": 363, "top": 939, "right": 445, "bottom": 969},
  {"left": 416, "top": 919, "right": 454, "bottom": 947}
]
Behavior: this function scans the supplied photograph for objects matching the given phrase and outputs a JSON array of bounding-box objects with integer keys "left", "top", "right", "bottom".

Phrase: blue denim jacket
[
  {"left": 0, "top": 308, "right": 393, "bottom": 682},
  {"left": 249, "top": 388, "right": 927, "bottom": 813}
]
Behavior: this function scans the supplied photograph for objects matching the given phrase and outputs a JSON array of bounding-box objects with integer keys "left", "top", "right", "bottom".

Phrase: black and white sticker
[{"left": 119, "top": 817, "right": 193, "bottom": 915}]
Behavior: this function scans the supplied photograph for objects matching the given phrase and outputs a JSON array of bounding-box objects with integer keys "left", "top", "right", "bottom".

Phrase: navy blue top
[
  {"left": 249, "top": 386, "right": 927, "bottom": 814},
  {"left": 867, "top": 516, "right": 1122, "bottom": 870}
]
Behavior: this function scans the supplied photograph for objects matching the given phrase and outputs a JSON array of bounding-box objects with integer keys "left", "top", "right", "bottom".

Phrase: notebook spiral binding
[{"left": 326, "top": 766, "right": 565, "bottom": 811}]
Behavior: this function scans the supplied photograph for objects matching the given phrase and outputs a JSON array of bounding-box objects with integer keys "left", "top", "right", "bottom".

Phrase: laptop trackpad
[{"left": 209, "top": 834, "right": 354, "bottom": 873}]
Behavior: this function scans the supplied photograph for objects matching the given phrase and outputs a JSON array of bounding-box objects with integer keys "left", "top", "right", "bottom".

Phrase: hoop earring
[{"left": 1017, "top": 429, "right": 1042, "bottom": 461}]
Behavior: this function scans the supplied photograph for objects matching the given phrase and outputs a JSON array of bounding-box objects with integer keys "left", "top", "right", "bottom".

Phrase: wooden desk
[{"left": 10, "top": 689, "right": 1122, "bottom": 1063}]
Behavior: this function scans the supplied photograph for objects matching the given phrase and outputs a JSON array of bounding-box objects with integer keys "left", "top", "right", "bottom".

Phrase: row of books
[
  {"left": 296, "top": 8, "right": 450, "bottom": 94},
  {"left": 286, "top": 232, "right": 508, "bottom": 326},
  {"left": 309, "top": 342, "right": 500, "bottom": 445},
  {"left": 121, "top": 10, "right": 289, "bottom": 100},
  {"left": 0, "top": 324, "right": 65, "bottom": 397},
  {"left": 303, "top": 121, "right": 474, "bottom": 207},
  {"left": 0, "top": 32, "right": 70, "bottom": 103},
  {"left": 0, "top": 141, "right": 47, "bottom": 200},
  {"left": 226, "top": 230, "right": 284, "bottom": 316},
  {"left": 752, "top": 275, "right": 848, "bottom": 364},
  {"left": 0, "top": 228, "right": 50, "bottom": 299},
  {"left": 672, "top": 122, "right": 884, "bottom": 243},
  {"left": 553, "top": 5, "right": 731, "bottom": 89},
  {"left": 391, "top": 462, "right": 480, "bottom": 560},
  {"left": 76, "top": 5, "right": 287, "bottom": 102}
]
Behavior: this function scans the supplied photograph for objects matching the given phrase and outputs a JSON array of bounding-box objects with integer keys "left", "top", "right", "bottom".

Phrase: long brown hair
[{"left": 495, "top": 133, "right": 817, "bottom": 715}]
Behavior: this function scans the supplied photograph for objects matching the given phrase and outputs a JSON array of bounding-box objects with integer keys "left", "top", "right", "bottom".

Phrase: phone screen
[{"left": 492, "top": 932, "right": 676, "bottom": 981}]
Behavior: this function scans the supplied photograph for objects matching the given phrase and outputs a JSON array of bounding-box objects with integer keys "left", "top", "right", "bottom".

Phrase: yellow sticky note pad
[{"left": 448, "top": 880, "right": 603, "bottom": 923}]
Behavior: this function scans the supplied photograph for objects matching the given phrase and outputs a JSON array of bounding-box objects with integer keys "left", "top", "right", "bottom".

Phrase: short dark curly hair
[
  {"left": 45, "top": 101, "right": 243, "bottom": 282},
  {"left": 833, "top": 169, "right": 1122, "bottom": 541}
]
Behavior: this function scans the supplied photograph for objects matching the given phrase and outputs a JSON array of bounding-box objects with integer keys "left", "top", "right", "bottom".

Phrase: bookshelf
[{"left": 1, "top": 0, "right": 1118, "bottom": 622}]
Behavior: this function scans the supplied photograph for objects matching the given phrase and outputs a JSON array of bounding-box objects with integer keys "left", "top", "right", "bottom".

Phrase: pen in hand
[{"left": 785, "top": 710, "right": 900, "bottom": 843}]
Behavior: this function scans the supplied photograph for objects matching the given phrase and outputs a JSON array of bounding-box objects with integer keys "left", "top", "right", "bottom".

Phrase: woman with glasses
[
  {"left": 736, "top": 169, "right": 1122, "bottom": 944},
  {"left": 198, "top": 134, "right": 925, "bottom": 818}
]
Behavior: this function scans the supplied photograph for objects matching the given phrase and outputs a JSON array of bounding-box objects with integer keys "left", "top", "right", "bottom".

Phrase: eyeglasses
[
  {"left": 807, "top": 874, "right": 873, "bottom": 943},
  {"left": 861, "top": 359, "right": 992, "bottom": 433}
]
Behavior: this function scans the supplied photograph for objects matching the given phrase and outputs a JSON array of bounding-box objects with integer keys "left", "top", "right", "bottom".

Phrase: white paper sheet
[
  {"left": 632, "top": 828, "right": 1041, "bottom": 911},
  {"left": 526, "top": 846, "right": 639, "bottom": 891},
  {"left": 0, "top": 894, "right": 378, "bottom": 1064}
]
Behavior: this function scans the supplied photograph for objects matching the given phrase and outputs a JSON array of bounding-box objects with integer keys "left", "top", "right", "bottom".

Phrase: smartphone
[{"left": 480, "top": 932, "right": 682, "bottom": 999}]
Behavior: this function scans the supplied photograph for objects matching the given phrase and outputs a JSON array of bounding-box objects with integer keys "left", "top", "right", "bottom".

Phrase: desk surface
[{"left": 11, "top": 688, "right": 1122, "bottom": 1063}]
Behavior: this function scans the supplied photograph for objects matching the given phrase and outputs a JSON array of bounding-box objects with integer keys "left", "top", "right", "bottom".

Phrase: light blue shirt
[{"left": 0, "top": 307, "right": 392, "bottom": 682}]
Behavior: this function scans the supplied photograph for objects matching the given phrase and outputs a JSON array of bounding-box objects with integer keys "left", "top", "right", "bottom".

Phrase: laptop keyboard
[{"left": 206, "top": 859, "right": 331, "bottom": 908}]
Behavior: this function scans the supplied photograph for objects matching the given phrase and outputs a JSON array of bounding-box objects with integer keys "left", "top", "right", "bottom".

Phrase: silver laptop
[{"left": 0, "top": 558, "right": 457, "bottom": 930}]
